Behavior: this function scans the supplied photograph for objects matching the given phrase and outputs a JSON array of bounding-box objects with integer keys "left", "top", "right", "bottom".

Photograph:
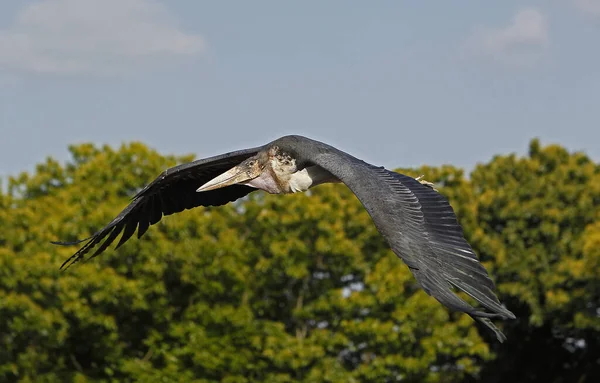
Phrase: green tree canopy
[{"left": 1, "top": 139, "right": 598, "bottom": 382}]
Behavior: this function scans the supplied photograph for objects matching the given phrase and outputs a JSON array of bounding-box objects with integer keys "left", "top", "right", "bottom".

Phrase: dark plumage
[
  {"left": 54, "top": 135, "right": 515, "bottom": 341},
  {"left": 54, "top": 147, "right": 260, "bottom": 268}
]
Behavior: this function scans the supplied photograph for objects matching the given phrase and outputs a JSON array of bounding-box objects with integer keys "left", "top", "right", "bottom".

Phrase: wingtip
[
  {"left": 476, "top": 317, "right": 508, "bottom": 343},
  {"left": 59, "top": 253, "right": 81, "bottom": 271},
  {"left": 495, "top": 305, "right": 517, "bottom": 321},
  {"left": 53, "top": 238, "right": 90, "bottom": 270},
  {"left": 59, "top": 258, "right": 74, "bottom": 271},
  {"left": 505, "top": 310, "right": 517, "bottom": 320}
]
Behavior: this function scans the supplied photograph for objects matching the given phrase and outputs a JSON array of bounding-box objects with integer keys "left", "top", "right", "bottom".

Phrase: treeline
[{"left": 0, "top": 139, "right": 598, "bottom": 382}]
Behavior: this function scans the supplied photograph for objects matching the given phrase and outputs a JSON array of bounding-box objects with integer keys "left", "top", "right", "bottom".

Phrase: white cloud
[
  {"left": 463, "top": 8, "right": 549, "bottom": 69},
  {"left": 0, "top": 0, "right": 205, "bottom": 75},
  {"left": 573, "top": 0, "right": 600, "bottom": 16}
]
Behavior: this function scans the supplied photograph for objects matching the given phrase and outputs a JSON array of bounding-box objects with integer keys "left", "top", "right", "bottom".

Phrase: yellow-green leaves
[{"left": 1, "top": 139, "right": 598, "bottom": 382}]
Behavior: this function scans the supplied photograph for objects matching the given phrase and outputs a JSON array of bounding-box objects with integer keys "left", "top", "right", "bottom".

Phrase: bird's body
[{"left": 54, "top": 135, "right": 515, "bottom": 342}]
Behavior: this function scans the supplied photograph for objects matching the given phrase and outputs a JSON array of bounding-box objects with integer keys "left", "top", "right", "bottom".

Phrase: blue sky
[{"left": 1, "top": 0, "right": 599, "bottom": 180}]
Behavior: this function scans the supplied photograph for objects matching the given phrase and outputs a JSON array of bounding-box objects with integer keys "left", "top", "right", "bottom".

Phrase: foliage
[{"left": 0, "top": 139, "right": 598, "bottom": 382}]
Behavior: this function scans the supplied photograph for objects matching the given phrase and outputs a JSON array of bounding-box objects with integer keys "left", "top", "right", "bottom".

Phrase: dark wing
[
  {"left": 308, "top": 145, "right": 515, "bottom": 342},
  {"left": 54, "top": 146, "right": 263, "bottom": 270}
]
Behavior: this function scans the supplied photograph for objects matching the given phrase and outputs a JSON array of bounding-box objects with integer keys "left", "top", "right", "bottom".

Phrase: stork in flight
[{"left": 54, "top": 135, "right": 515, "bottom": 342}]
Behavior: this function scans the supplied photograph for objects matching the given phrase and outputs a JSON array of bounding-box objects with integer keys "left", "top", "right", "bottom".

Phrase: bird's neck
[
  {"left": 244, "top": 165, "right": 339, "bottom": 194},
  {"left": 287, "top": 166, "right": 339, "bottom": 193}
]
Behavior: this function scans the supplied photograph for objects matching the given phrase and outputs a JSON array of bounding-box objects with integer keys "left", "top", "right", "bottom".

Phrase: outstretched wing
[
  {"left": 307, "top": 144, "right": 515, "bottom": 342},
  {"left": 54, "top": 147, "right": 262, "bottom": 270}
]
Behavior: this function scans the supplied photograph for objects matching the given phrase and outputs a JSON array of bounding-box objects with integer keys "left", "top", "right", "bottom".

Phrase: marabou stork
[{"left": 54, "top": 135, "right": 515, "bottom": 341}]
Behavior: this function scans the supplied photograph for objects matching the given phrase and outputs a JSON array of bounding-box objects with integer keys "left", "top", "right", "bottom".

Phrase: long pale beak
[{"left": 196, "top": 165, "right": 258, "bottom": 192}]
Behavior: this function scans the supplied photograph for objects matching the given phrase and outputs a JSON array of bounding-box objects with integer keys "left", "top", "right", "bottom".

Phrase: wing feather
[
  {"left": 115, "top": 218, "right": 138, "bottom": 250},
  {"left": 297, "top": 138, "right": 515, "bottom": 342},
  {"left": 54, "top": 147, "right": 262, "bottom": 269}
]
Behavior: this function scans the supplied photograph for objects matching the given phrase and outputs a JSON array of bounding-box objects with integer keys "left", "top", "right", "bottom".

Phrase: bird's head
[{"left": 196, "top": 146, "right": 296, "bottom": 194}]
